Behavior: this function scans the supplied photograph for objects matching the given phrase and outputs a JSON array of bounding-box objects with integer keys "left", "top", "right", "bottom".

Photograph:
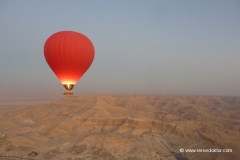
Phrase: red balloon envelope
[{"left": 44, "top": 31, "right": 95, "bottom": 94}]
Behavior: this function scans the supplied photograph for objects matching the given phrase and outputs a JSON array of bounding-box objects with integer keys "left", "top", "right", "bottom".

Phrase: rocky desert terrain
[{"left": 0, "top": 94, "right": 239, "bottom": 160}]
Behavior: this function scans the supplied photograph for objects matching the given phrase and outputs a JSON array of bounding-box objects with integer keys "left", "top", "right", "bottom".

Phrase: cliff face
[{"left": 0, "top": 95, "right": 239, "bottom": 160}]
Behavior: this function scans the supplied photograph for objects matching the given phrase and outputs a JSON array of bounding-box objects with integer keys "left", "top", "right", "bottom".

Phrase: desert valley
[{"left": 0, "top": 94, "right": 239, "bottom": 160}]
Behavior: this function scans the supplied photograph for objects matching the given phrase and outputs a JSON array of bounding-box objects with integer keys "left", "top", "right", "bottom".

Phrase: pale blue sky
[{"left": 0, "top": 0, "right": 240, "bottom": 96}]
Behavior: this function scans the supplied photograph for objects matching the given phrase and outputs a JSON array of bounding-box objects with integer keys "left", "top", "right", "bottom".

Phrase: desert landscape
[{"left": 0, "top": 94, "right": 240, "bottom": 160}]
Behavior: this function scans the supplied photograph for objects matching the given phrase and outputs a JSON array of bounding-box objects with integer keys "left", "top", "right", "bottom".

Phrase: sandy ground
[{"left": 0, "top": 94, "right": 239, "bottom": 160}]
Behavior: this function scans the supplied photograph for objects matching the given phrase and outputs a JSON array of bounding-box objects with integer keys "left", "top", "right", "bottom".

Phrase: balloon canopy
[{"left": 44, "top": 31, "right": 95, "bottom": 94}]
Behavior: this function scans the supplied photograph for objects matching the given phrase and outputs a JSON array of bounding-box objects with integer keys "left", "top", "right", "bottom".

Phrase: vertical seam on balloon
[
  {"left": 72, "top": 32, "right": 76, "bottom": 83},
  {"left": 82, "top": 35, "right": 86, "bottom": 79},
  {"left": 59, "top": 32, "right": 62, "bottom": 81},
  {"left": 60, "top": 32, "right": 64, "bottom": 81},
  {"left": 78, "top": 33, "right": 83, "bottom": 81},
  {"left": 50, "top": 36, "right": 57, "bottom": 74},
  {"left": 84, "top": 37, "right": 91, "bottom": 76},
  {"left": 76, "top": 33, "right": 81, "bottom": 82},
  {"left": 70, "top": 31, "right": 73, "bottom": 83},
  {"left": 78, "top": 33, "right": 81, "bottom": 82},
  {"left": 56, "top": 32, "right": 61, "bottom": 79},
  {"left": 64, "top": 31, "right": 68, "bottom": 81},
  {"left": 82, "top": 38, "right": 88, "bottom": 74},
  {"left": 85, "top": 38, "right": 93, "bottom": 73},
  {"left": 71, "top": 31, "right": 73, "bottom": 82},
  {"left": 73, "top": 32, "right": 77, "bottom": 83},
  {"left": 87, "top": 37, "right": 91, "bottom": 71},
  {"left": 66, "top": 31, "right": 68, "bottom": 74}
]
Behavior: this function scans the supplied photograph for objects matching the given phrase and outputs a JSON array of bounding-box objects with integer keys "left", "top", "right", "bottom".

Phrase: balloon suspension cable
[{"left": 63, "top": 84, "right": 74, "bottom": 95}]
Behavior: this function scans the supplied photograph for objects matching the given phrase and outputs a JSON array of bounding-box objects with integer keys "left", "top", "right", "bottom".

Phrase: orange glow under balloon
[{"left": 44, "top": 31, "right": 95, "bottom": 86}]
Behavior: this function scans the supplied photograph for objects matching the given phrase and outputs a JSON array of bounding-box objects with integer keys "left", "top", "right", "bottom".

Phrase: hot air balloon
[{"left": 44, "top": 31, "right": 95, "bottom": 95}]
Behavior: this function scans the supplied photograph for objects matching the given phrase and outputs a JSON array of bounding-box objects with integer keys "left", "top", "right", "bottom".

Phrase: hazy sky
[{"left": 1, "top": 1, "right": 240, "bottom": 96}]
